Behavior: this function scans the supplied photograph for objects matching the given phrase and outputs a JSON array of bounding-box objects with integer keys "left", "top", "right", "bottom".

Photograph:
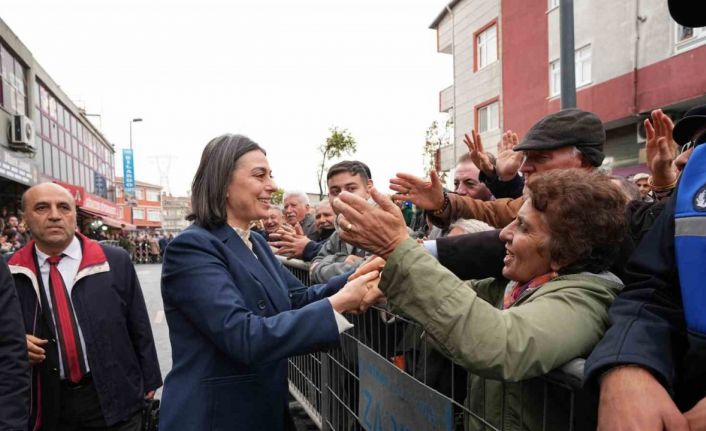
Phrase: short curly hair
[{"left": 526, "top": 169, "right": 627, "bottom": 274}]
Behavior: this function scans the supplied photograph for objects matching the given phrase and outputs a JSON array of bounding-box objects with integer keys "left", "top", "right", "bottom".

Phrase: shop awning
[{"left": 78, "top": 208, "right": 137, "bottom": 230}]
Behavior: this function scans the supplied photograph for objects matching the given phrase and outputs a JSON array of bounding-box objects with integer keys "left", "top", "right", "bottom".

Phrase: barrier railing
[{"left": 280, "top": 256, "right": 593, "bottom": 431}]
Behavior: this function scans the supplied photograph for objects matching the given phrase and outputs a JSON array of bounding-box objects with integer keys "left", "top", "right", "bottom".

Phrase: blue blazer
[{"left": 160, "top": 223, "right": 346, "bottom": 430}]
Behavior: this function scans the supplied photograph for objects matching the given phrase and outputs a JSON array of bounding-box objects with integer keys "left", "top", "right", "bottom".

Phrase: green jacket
[{"left": 379, "top": 239, "right": 623, "bottom": 431}]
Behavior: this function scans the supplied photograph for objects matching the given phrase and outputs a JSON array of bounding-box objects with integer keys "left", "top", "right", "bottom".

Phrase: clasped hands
[
  {"left": 268, "top": 223, "right": 310, "bottom": 259},
  {"left": 328, "top": 256, "right": 387, "bottom": 314}
]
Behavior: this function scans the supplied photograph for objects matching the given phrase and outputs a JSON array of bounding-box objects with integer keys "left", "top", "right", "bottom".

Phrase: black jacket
[
  {"left": 9, "top": 235, "right": 162, "bottom": 429},
  {"left": 0, "top": 259, "right": 29, "bottom": 430},
  {"left": 584, "top": 196, "right": 706, "bottom": 410}
]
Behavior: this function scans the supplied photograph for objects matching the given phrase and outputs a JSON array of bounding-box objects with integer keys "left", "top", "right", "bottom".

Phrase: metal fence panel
[{"left": 281, "top": 257, "right": 592, "bottom": 431}]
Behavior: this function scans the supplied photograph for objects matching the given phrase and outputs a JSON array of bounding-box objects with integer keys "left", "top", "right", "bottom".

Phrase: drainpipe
[{"left": 446, "top": 4, "right": 457, "bottom": 166}]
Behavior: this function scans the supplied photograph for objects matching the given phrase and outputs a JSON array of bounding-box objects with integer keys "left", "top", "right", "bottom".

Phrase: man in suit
[
  {"left": 0, "top": 258, "right": 29, "bottom": 430},
  {"left": 9, "top": 182, "right": 162, "bottom": 430}
]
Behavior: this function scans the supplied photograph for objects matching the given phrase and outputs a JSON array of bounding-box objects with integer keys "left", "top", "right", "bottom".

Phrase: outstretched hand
[
  {"left": 464, "top": 130, "right": 494, "bottom": 176},
  {"left": 496, "top": 130, "right": 523, "bottom": 181},
  {"left": 389, "top": 171, "right": 445, "bottom": 211},
  {"left": 333, "top": 188, "right": 408, "bottom": 259},
  {"left": 644, "top": 109, "right": 678, "bottom": 187}
]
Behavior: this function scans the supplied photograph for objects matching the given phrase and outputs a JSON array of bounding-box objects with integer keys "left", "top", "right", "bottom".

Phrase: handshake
[{"left": 328, "top": 256, "right": 388, "bottom": 315}]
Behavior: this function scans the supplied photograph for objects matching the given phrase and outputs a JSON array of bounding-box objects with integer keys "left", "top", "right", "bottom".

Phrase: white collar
[
  {"left": 35, "top": 236, "right": 82, "bottom": 266},
  {"left": 230, "top": 225, "right": 252, "bottom": 251}
]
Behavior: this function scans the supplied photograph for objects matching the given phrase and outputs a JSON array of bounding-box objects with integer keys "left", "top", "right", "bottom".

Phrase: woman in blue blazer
[{"left": 160, "top": 134, "right": 378, "bottom": 430}]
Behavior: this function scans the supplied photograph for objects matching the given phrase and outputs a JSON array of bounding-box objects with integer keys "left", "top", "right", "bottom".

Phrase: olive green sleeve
[{"left": 380, "top": 239, "right": 617, "bottom": 381}]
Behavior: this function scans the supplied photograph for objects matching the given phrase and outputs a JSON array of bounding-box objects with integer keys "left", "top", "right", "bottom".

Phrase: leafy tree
[
  {"left": 422, "top": 118, "right": 453, "bottom": 182},
  {"left": 317, "top": 127, "right": 357, "bottom": 199},
  {"left": 270, "top": 188, "right": 285, "bottom": 205}
]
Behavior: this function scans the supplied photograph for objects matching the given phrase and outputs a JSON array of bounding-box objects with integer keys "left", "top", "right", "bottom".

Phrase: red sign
[
  {"left": 54, "top": 181, "right": 120, "bottom": 218},
  {"left": 54, "top": 181, "right": 85, "bottom": 206}
]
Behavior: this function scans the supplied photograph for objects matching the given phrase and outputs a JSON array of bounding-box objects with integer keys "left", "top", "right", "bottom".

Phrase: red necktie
[{"left": 47, "top": 255, "right": 85, "bottom": 383}]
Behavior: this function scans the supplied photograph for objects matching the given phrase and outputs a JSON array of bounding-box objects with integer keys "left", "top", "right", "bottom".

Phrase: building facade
[
  {"left": 1, "top": 17, "right": 120, "bottom": 225},
  {"left": 433, "top": 0, "right": 706, "bottom": 174},
  {"left": 161, "top": 193, "right": 191, "bottom": 234},
  {"left": 116, "top": 177, "right": 163, "bottom": 230}
]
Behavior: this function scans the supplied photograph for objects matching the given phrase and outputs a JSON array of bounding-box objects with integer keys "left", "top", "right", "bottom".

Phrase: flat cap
[
  {"left": 514, "top": 108, "right": 605, "bottom": 167},
  {"left": 673, "top": 104, "right": 706, "bottom": 145},
  {"left": 668, "top": 0, "right": 706, "bottom": 28}
]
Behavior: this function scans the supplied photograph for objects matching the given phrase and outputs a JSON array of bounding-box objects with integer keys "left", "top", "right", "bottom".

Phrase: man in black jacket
[
  {"left": 0, "top": 258, "right": 29, "bottom": 430},
  {"left": 584, "top": 103, "right": 706, "bottom": 430},
  {"left": 9, "top": 183, "right": 162, "bottom": 430}
]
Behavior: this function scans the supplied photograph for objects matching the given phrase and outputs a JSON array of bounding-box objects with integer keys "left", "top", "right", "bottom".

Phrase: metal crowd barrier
[{"left": 280, "top": 257, "right": 594, "bottom": 431}]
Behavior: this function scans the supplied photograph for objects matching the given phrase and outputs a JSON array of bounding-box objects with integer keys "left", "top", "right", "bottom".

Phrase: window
[
  {"left": 0, "top": 43, "right": 27, "bottom": 115},
  {"left": 549, "top": 0, "right": 559, "bottom": 9},
  {"left": 547, "top": 44, "right": 592, "bottom": 97},
  {"left": 549, "top": 60, "right": 561, "bottom": 97},
  {"left": 675, "top": 24, "right": 706, "bottom": 51},
  {"left": 476, "top": 24, "right": 498, "bottom": 70},
  {"left": 132, "top": 208, "right": 145, "bottom": 220},
  {"left": 147, "top": 209, "right": 161, "bottom": 222},
  {"left": 135, "top": 188, "right": 145, "bottom": 200},
  {"left": 147, "top": 190, "right": 161, "bottom": 202},
  {"left": 116, "top": 187, "right": 123, "bottom": 198},
  {"left": 575, "top": 45, "right": 591, "bottom": 86},
  {"left": 477, "top": 101, "right": 499, "bottom": 133}
]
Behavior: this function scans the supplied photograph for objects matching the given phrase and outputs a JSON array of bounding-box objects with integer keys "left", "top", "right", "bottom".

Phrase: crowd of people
[
  {"left": 1, "top": 2, "right": 704, "bottom": 430},
  {"left": 0, "top": 212, "right": 31, "bottom": 256}
]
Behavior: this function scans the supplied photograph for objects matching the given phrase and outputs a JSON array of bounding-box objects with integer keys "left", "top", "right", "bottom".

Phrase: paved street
[{"left": 134, "top": 264, "right": 170, "bottom": 395}]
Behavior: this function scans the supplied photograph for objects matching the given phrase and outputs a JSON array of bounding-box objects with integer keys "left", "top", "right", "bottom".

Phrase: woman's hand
[{"left": 329, "top": 270, "right": 380, "bottom": 314}]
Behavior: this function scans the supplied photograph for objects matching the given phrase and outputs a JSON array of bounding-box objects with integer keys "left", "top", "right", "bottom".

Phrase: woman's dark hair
[
  {"left": 526, "top": 169, "right": 627, "bottom": 274},
  {"left": 187, "top": 134, "right": 265, "bottom": 229}
]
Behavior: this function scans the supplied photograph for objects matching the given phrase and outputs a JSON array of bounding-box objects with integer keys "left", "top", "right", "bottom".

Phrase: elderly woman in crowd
[
  {"left": 336, "top": 169, "right": 627, "bottom": 430},
  {"left": 159, "top": 134, "right": 378, "bottom": 430}
]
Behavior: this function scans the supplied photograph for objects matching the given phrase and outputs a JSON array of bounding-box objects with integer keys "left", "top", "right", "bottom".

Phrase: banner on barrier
[{"left": 358, "top": 343, "right": 453, "bottom": 431}]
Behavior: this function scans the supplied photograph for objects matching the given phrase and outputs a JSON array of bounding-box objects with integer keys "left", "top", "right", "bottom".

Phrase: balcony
[{"left": 439, "top": 85, "right": 454, "bottom": 113}]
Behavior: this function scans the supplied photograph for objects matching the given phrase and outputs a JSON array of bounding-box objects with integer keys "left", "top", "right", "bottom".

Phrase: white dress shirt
[{"left": 36, "top": 236, "right": 91, "bottom": 379}]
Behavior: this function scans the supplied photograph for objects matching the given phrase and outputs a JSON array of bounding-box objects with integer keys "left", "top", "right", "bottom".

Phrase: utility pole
[{"left": 560, "top": 0, "right": 577, "bottom": 109}]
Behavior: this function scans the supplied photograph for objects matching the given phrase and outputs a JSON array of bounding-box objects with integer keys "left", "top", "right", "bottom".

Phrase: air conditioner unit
[{"left": 8, "top": 115, "right": 36, "bottom": 152}]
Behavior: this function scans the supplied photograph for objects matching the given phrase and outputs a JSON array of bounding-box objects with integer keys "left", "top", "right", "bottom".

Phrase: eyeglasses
[{"left": 678, "top": 140, "right": 705, "bottom": 155}]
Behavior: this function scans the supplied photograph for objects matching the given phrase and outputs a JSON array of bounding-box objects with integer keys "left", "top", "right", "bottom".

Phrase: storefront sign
[
  {"left": 0, "top": 147, "right": 37, "bottom": 185},
  {"left": 122, "top": 149, "right": 135, "bottom": 198},
  {"left": 82, "top": 194, "right": 120, "bottom": 218}
]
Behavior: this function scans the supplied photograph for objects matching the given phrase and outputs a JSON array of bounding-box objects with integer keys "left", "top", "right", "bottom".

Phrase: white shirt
[{"left": 36, "top": 237, "right": 91, "bottom": 379}]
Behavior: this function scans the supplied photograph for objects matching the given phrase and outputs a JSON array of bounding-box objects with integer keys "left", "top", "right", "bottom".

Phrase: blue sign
[
  {"left": 122, "top": 149, "right": 135, "bottom": 198},
  {"left": 358, "top": 343, "right": 453, "bottom": 431},
  {"left": 94, "top": 173, "right": 107, "bottom": 198}
]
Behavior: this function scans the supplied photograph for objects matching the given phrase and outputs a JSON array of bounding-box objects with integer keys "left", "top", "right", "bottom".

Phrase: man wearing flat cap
[{"left": 391, "top": 108, "right": 606, "bottom": 230}]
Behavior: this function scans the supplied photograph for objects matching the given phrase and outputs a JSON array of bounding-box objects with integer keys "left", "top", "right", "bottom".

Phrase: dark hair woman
[{"left": 160, "top": 134, "right": 377, "bottom": 430}]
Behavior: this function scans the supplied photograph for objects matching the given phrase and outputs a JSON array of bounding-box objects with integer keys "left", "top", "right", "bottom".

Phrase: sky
[{"left": 1, "top": 0, "right": 452, "bottom": 197}]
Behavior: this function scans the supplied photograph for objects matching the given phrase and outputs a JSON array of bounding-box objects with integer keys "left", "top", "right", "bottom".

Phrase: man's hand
[
  {"left": 358, "top": 278, "right": 386, "bottom": 313},
  {"left": 145, "top": 390, "right": 156, "bottom": 400},
  {"left": 349, "top": 256, "right": 386, "bottom": 281},
  {"left": 271, "top": 228, "right": 310, "bottom": 259},
  {"left": 344, "top": 255, "right": 363, "bottom": 266},
  {"left": 329, "top": 271, "right": 380, "bottom": 314},
  {"left": 644, "top": 109, "right": 678, "bottom": 187},
  {"left": 598, "top": 366, "right": 689, "bottom": 431},
  {"left": 464, "top": 130, "right": 494, "bottom": 176},
  {"left": 389, "top": 171, "right": 445, "bottom": 211},
  {"left": 26, "top": 334, "right": 47, "bottom": 365},
  {"left": 333, "top": 188, "right": 409, "bottom": 259},
  {"left": 685, "top": 396, "right": 706, "bottom": 431},
  {"left": 495, "top": 130, "right": 523, "bottom": 181}
]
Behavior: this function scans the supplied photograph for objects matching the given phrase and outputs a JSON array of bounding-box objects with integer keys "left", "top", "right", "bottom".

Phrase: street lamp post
[
  {"left": 127, "top": 118, "right": 143, "bottom": 224},
  {"left": 129, "top": 118, "right": 143, "bottom": 150}
]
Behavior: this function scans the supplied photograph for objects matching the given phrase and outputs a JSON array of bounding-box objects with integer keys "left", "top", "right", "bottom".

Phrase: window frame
[
  {"left": 474, "top": 19, "right": 499, "bottom": 71},
  {"left": 475, "top": 97, "right": 500, "bottom": 134}
]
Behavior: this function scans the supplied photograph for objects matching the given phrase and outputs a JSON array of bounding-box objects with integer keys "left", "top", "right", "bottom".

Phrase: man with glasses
[{"left": 585, "top": 103, "right": 706, "bottom": 430}]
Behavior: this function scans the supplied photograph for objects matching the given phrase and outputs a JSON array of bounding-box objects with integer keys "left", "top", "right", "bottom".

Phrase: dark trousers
[{"left": 58, "top": 376, "right": 142, "bottom": 431}]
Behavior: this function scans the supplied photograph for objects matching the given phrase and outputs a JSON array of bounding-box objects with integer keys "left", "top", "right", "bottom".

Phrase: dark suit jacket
[
  {"left": 160, "top": 224, "right": 346, "bottom": 431},
  {"left": 0, "top": 258, "right": 29, "bottom": 430},
  {"left": 9, "top": 235, "right": 162, "bottom": 429}
]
